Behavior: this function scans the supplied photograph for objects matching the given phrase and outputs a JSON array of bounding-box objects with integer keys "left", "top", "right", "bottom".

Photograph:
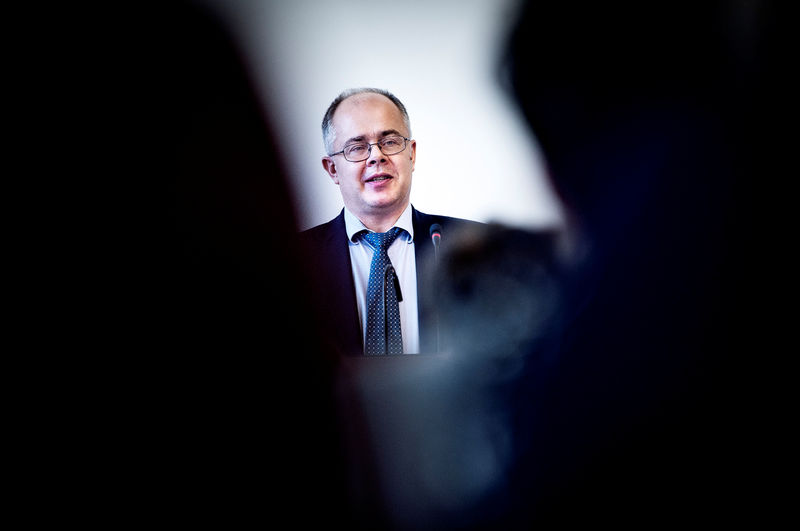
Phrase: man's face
[{"left": 322, "top": 93, "right": 416, "bottom": 224}]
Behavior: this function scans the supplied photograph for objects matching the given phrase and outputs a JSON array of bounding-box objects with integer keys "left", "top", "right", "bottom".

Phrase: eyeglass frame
[{"left": 328, "top": 135, "right": 411, "bottom": 162}]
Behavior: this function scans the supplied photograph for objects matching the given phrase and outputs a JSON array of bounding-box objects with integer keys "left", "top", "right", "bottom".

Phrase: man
[{"left": 300, "top": 88, "right": 481, "bottom": 356}]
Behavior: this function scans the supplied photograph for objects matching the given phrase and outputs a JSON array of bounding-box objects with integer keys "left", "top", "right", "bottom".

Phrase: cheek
[{"left": 340, "top": 167, "right": 364, "bottom": 188}]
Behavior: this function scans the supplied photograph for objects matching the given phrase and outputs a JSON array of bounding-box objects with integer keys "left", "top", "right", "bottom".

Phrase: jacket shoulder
[
  {"left": 299, "top": 211, "right": 346, "bottom": 244},
  {"left": 412, "top": 207, "right": 484, "bottom": 233}
]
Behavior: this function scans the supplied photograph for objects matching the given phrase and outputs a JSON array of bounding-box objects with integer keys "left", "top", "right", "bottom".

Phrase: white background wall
[{"left": 198, "top": 0, "right": 564, "bottom": 231}]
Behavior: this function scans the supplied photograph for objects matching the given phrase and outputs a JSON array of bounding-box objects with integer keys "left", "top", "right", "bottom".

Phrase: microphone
[
  {"left": 429, "top": 223, "right": 442, "bottom": 259},
  {"left": 384, "top": 264, "right": 403, "bottom": 302}
]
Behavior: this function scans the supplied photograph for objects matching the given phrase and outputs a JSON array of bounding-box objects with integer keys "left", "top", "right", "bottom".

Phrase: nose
[{"left": 366, "top": 143, "right": 388, "bottom": 166}]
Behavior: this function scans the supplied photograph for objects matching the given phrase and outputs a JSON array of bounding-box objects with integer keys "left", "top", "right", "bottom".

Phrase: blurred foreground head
[{"left": 501, "top": 2, "right": 768, "bottom": 250}]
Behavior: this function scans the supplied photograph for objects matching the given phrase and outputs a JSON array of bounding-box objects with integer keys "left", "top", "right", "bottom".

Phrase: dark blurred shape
[
  {"left": 171, "top": 2, "right": 344, "bottom": 525},
  {"left": 493, "top": 1, "right": 777, "bottom": 526},
  {"left": 432, "top": 223, "right": 564, "bottom": 363},
  {"left": 336, "top": 223, "right": 564, "bottom": 530}
]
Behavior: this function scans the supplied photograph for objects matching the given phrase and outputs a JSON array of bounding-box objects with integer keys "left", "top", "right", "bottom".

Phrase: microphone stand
[{"left": 430, "top": 224, "right": 442, "bottom": 354}]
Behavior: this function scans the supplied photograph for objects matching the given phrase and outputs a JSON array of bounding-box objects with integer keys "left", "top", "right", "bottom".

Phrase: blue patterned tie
[{"left": 362, "top": 227, "right": 404, "bottom": 355}]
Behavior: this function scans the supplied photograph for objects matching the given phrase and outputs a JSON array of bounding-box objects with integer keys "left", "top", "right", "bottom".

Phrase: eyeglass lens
[{"left": 343, "top": 135, "right": 407, "bottom": 161}]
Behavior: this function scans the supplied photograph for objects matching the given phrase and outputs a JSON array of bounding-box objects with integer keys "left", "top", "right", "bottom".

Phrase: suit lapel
[
  {"left": 318, "top": 211, "right": 363, "bottom": 356},
  {"left": 412, "top": 207, "right": 438, "bottom": 354}
]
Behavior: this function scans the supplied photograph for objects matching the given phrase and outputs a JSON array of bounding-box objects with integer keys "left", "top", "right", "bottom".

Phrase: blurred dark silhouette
[
  {"left": 171, "top": 2, "right": 346, "bottom": 525},
  {"left": 492, "top": 1, "right": 777, "bottom": 526}
]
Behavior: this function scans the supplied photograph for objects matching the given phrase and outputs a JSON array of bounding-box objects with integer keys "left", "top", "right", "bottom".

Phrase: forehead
[{"left": 332, "top": 93, "right": 407, "bottom": 142}]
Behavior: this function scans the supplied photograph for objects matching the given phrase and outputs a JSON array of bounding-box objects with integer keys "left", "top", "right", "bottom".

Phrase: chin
[{"left": 365, "top": 194, "right": 400, "bottom": 209}]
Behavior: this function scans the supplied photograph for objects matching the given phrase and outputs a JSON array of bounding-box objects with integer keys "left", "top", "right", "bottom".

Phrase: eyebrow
[{"left": 343, "top": 129, "right": 404, "bottom": 145}]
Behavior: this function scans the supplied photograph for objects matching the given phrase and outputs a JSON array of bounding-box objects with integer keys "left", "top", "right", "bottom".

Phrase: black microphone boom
[{"left": 428, "top": 223, "right": 443, "bottom": 353}]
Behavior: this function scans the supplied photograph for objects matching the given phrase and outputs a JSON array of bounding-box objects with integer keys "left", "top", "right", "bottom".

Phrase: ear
[
  {"left": 322, "top": 157, "right": 340, "bottom": 185},
  {"left": 409, "top": 139, "right": 417, "bottom": 172}
]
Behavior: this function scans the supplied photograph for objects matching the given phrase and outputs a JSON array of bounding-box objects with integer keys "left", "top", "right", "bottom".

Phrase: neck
[{"left": 358, "top": 203, "right": 408, "bottom": 233}]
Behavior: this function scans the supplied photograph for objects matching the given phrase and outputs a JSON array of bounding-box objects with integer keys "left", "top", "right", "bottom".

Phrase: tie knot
[{"left": 362, "top": 227, "right": 403, "bottom": 251}]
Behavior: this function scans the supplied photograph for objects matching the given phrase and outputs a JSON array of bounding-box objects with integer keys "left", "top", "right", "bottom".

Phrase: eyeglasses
[{"left": 329, "top": 135, "right": 410, "bottom": 162}]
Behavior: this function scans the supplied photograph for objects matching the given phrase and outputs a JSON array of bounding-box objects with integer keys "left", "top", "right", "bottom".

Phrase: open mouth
[{"left": 365, "top": 174, "right": 392, "bottom": 183}]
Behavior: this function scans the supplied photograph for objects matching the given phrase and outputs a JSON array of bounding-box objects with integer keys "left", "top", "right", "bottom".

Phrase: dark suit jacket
[{"left": 299, "top": 206, "right": 483, "bottom": 356}]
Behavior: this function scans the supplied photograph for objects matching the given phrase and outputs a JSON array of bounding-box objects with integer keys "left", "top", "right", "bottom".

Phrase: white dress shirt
[{"left": 344, "top": 205, "right": 420, "bottom": 354}]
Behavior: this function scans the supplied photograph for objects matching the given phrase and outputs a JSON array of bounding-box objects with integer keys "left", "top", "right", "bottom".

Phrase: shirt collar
[{"left": 344, "top": 204, "right": 415, "bottom": 244}]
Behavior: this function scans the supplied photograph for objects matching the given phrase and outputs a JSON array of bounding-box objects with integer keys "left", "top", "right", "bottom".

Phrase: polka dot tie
[{"left": 362, "top": 228, "right": 404, "bottom": 355}]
